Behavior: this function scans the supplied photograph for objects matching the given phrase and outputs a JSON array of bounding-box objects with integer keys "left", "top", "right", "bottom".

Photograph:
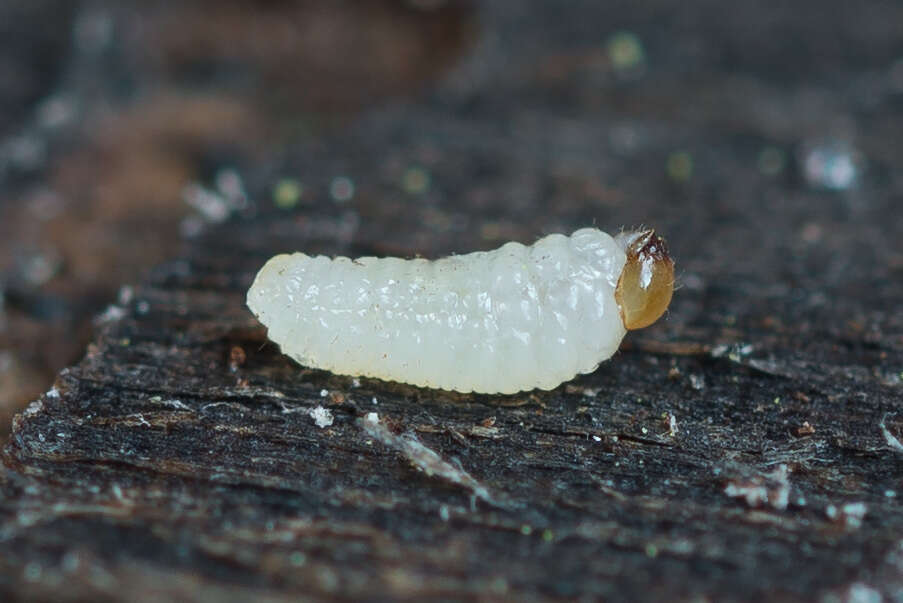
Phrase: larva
[{"left": 247, "top": 228, "right": 673, "bottom": 394}]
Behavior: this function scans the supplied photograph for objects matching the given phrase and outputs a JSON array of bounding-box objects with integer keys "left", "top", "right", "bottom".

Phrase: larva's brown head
[{"left": 615, "top": 229, "right": 674, "bottom": 330}]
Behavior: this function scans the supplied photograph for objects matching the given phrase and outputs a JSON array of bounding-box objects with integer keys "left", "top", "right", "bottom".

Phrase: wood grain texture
[{"left": 3, "top": 1, "right": 903, "bottom": 601}]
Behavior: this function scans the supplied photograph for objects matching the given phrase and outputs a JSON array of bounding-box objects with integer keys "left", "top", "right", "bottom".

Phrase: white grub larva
[{"left": 247, "top": 228, "right": 674, "bottom": 394}]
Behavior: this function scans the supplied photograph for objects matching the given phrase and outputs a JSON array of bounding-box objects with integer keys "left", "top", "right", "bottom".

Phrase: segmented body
[{"left": 247, "top": 228, "right": 628, "bottom": 394}]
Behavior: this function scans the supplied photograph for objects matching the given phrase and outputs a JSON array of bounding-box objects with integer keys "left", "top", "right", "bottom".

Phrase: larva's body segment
[{"left": 248, "top": 228, "right": 670, "bottom": 394}]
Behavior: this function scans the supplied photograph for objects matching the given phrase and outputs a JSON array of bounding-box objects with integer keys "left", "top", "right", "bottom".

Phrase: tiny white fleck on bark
[{"left": 308, "top": 406, "right": 334, "bottom": 428}]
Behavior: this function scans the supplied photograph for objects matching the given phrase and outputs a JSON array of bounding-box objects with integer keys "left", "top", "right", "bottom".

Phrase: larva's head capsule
[{"left": 615, "top": 229, "right": 674, "bottom": 330}]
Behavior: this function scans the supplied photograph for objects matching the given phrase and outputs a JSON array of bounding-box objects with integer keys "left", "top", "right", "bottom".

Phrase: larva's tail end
[
  {"left": 615, "top": 229, "right": 674, "bottom": 330},
  {"left": 246, "top": 253, "right": 298, "bottom": 319}
]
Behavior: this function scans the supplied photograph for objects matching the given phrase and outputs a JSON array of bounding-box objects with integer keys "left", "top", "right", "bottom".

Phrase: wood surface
[{"left": 2, "top": 1, "right": 902, "bottom": 600}]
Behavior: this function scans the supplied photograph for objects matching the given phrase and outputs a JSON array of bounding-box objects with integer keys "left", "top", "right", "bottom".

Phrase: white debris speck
[
  {"left": 21, "top": 251, "right": 60, "bottom": 285},
  {"left": 362, "top": 419, "right": 505, "bottom": 508},
  {"left": 351, "top": 378, "right": 361, "bottom": 388},
  {"left": 842, "top": 503, "right": 868, "bottom": 525},
  {"left": 23, "top": 399, "right": 44, "bottom": 416},
  {"left": 45, "top": 387, "right": 60, "bottom": 399},
  {"left": 689, "top": 374, "right": 705, "bottom": 390},
  {"left": 308, "top": 406, "right": 334, "bottom": 428},
  {"left": 827, "top": 502, "right": 868, "bottom": 529},
  {"left": 592, "top": 435, "right": 602, "bottom": 442},
  {"left": 329, "top": 176, "right": 355, "bottom": 202},
  {"left": 365, "top": 412, "right": 379, "bottom": 424},
  {"left": 182, "top": 184, "right": 230, "bottom": 223},
  {"left": 214, "top": 168, "right": 248, "bottom": 210},
  {"left": 96, "top": 305, "right": 127, "bottom": 323},
  {"left": 149, "top": 397, "right": 191, "bottom": 411},
  {"left": 117, "top": 286, "right": 134, "bottom": 305},
  {"left": 879, "top": 414, "right": 903, "bottom": 453},
  {"left": 37, "top": 94, "right": 77, "bottom": 129},
  {"left": 724, "top": 464, "right": 790, "bottom": 510},
  {"left": 801, "top": 140, "right": 861, "bottom": 191},
  {"left": 128, "top": 413, "right": 151, "bottom": 428},
  {"left": 841, "top": 583, "right": 882, "bottom": 603},
  {"left": 712, "top": 343, "right": 754, "bottom": 363},
  {"left": 666, "top": 413, "right": 678, "bottom": 436},
  {"left": 372, "top": 397, "right": 379, "bottom": 405},
  {"left": 319, "top": 389, "right": 329, "bottom": 398}
]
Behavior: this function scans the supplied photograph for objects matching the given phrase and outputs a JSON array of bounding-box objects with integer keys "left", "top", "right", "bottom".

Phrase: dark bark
[{"left": 2, "top": 1, "right": 903, "bottom": 601}]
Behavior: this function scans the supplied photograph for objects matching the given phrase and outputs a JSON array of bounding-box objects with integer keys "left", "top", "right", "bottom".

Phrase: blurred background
[
  {"left": 1, "top": 0, "right": 901, "bottom": 434},
  {"left": 0, "top": 0, "right": 476, "bottom": 431}
]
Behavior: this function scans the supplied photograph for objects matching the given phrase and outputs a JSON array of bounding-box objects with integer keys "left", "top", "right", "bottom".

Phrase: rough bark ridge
[{"left": 3, "top": 1, "right": 903, "bottom": 601}]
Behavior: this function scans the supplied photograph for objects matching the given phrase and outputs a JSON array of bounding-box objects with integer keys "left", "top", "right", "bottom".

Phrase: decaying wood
[{"left": 3, "top": 1, "right": 903, "bottom": 601}]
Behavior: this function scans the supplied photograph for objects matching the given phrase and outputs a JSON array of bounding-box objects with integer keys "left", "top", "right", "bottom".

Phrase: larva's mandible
[{"left": 247, "top": 228, "right": 674, "bottom": 394}]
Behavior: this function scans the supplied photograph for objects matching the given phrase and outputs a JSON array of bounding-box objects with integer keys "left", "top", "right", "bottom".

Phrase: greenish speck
[
  {"left": 520, "top": 524, "right": 533, "bottom": 536},
  {"left": 607, "top": 31, "right": 645, "bottom": 71},
  {"left": 273, "top": 179, "right": 302, "bottom": 209},
  {"left": 666, "top": 151, "right": 693, "bottom": 182},
  {"left": 289, "top": 551, "right": 306, "bottom": 566},
  {"left": 645, "top": 543, "right": 659, "bottom": 558},
  {"left": 401, "top": 166, "right": 430, "bottom": 195},
  {"left": 542, "top": 529, "right": 554, "bottom": 542}
]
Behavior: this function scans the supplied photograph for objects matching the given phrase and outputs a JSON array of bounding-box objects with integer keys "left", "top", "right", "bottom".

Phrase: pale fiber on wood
[{"left": 247, "top": 228, "right": 628, "bottom": 393}]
